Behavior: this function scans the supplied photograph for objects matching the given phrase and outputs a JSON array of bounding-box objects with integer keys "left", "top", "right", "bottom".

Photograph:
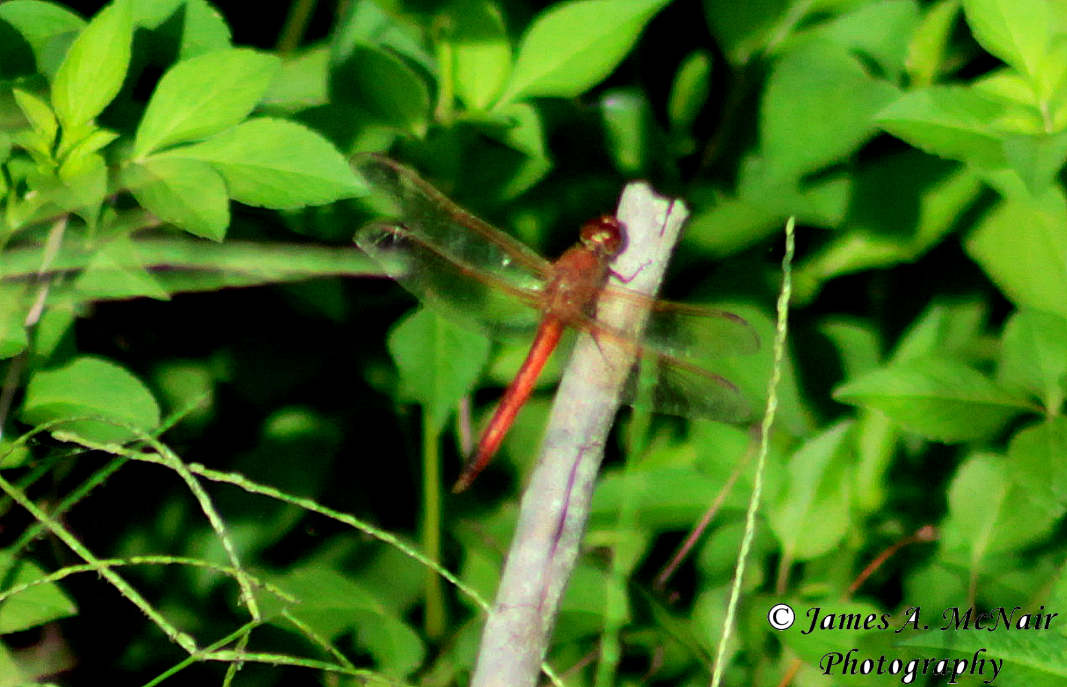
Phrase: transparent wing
[
  {"left": 575, "top": 298, "right": 758, "bottom": 422},
  {"left": 353, "top": 153, "right": 551, "bottom": 292},
  {"left": 354, "top": 153, "right": 758, "bottom": 421},
  {"left": 596, "top": 287, "right": 760, "bottom": 359},
  {"left": 357, "top": 223, "right": 543, "bottom": 338},
  {"left": 625, "top": 353, "right": 751, "bottom": 422}
]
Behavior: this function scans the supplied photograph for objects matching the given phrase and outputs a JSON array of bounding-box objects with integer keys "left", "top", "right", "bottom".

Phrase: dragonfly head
[{"left": 579, "top": 215, "right": 626, "bottom": 257}]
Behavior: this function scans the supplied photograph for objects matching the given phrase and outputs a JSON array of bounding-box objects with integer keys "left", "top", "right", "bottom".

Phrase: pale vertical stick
[{"left": 468, "top": 183, "right": 689, "bottom": 687}]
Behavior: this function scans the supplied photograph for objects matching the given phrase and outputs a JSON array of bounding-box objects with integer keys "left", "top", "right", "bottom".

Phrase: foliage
[{"left": 0, "top": 0, "right": 1065, "bottom": 684}]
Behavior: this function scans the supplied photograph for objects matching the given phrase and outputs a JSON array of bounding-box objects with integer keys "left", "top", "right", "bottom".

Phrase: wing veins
[{"left": 353, "top": 153, "right": 552, "bottom": 280}]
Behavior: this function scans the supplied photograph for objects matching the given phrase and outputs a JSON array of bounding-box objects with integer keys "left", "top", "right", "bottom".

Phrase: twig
[{"left": 467, "top": 183, "right": 690, "bottom": 687}]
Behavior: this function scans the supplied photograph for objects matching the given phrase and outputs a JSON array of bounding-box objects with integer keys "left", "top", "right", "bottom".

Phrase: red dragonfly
[{"left": 354, "top": 154, "right": 758, "bottom": 492}]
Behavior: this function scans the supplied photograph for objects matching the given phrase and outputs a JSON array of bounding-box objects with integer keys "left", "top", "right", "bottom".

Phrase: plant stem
[{"left": 422, "top": 408, "right": 445, "bottom": 638}]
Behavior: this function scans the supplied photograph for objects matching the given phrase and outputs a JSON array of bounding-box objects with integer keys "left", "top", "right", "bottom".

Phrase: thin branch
[{"left": 467, "top": 183, "right": 690, "bottom": 687}]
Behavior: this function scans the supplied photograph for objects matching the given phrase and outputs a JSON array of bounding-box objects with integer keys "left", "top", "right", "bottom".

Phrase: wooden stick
[{"left": 468, "top": 182, "right": 689, "bottom": 687}]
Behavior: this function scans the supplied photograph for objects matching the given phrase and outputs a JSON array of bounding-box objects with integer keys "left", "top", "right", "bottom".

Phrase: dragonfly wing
[
  {"left": 623, "top": 353, "right": 751, "bottom": 422},
  {"left": 596, "top": 288, "right": 760, "bottom": 360},
  {"left": 353, "top": 154, "right": 551, "bottom": 288},
  {"left": 357, "top": 223, "right": 543, "bottom": 338},
  {"left": 568, "top": 307, "right": 753, "bottom": 423}
]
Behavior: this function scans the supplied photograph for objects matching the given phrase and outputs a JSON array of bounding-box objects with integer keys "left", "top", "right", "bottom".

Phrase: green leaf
[
  {"left": 601, "top": 88, "right": 652, "bottom": 175},
  {"left": 10, "top": 157, "right": 107, "bottom": 224},
  {"left": 891, "top": 300, "right": 989, "bottom": 364},
  {"left": 331, "top": 42, "right": 430, "bottom": 137},
  {"left": 496, "top": 0, "right": 671, "bottom": 104},
  {"left": 942, "top": 453, "right": 1058, "bottom": 565},
  {"left": 261, "top": 46, "right": 330, "bottom": 111},
  {"left": 942, "top": 453, "right": 1008, "bottom": 564},
  {"left": 965, "top": 196, "right": 1067, "bottom": 319},
  {"left": 876, "top": 86, "right": 1009, "bottom": 169},
  {"left": 386, "top": 308, "right": 490, "bottom": 433},
  {"left": 20, "top": 356, "right": 161, "bottom": 443},
  {"left": 974, "top": 67, "right": 1044, "bottom": 109},
  {"left": 446, "top": 0, "right": 511, "bottom": 110},
  {"left": 53, "top": 118, "right": 94, "bottom": 161},
  {"left": 1000, "top": 129, "right": 1067, "bottom": 195},
  {"left": 783, "top": 600, "right": 891, "bottom": 669},
  {"left": 467, "top": 103, "right": 551, "bottom": 199},
  {"left": 65, "top": 127, "right": 119, "bottom": 159},
  {"left": 820, "top": 320, "right": 881, "bottom": 379},
  {"left": 768, "top": 421, "right": 854, "bottom": 560},
  {"left": 270, "top": 567, "right": 425, "bottom": 677},
  {"left": 696, "top": 519, "right": 776, "bottom": 582},
  {"left": 1050, "top": 560, "right": 1067, "bottom": 620},
  {"left": 130, "top": 0, "right": 186, "bottom": 27},
  {"left": 51, "top": 0, "right": 132, "bottom": 131},
  {"left": 962, "top": 0, "right": 1050, "bottom": 78},
  {"left": 702, "top": 0, "right": 790, "bottom": 64},
  {"left": 0, "top": 0, "right": 85, "bottom": 79},
  {"left": 1006, "top": 417, "right": 1067, "bottom": 515},
  {"left": 73, "top": 235, "right": 170, "bottom": 300},
  {"left": 793, "top": 156, "right": 982, "bottom": 303},
  {"left": 351, "top": 546, "right": 426, "bottom": 616},
  {"left": 57, "top": 149, "right": 107, "bottom": 223},
  {"left": 0, "top": 552, "right": 77, "bottom": 633},
  {"left": 760, "top": 41, "right": 899, "bottom": 176},
  {"left": 151, "top": 0, "right": 233, "bottom": 60},
  {"left": 560, "top": 561, "right": 614, "bottom": 619},
  {"left": 124, "top": 155, "right": 230, "bottom": 240},
  {"left": 683, "top": 169, "right": 845, "bottom": 256},
  {"left": 1036, "top": 34, "right": 1067, "bottom": 113},
  {"left": 0, "top": 436, "right": 32, "bottom": 468},
  {"left": 900, "top": 630, "right": 1067, "bottom": 684},
  {"left": 854, "top": 409, "right": 899, "bottom": 514},
  {"left": 34, "top": 305, "right": 76, "bottom": 362},
  {"left": 0, "top": 284, "right": 29, "bottom": 360},
  {"left": 152, "top": 360, "right": 214, "bottom": 426},
  {"left": 13, "top": 88, "right": 58, "bottom": 152},
  {"left": 11, "top": 133, "right": 53, "bottom": 172},
  {"left": 164, "top": 118, "right": 363, "bottom": 209},
  {"left": 999, "top": 309, "right": 1067, "bottom": 411},
  {"left": 806, "top": 0, "right": 920, "bottom": 80},
  {"left": 668, "top": 51, "right": 711, "bottom": 135},
  {"left": 834, "top": 357, "right": 1033, "bottom": 442},
  {"left": 907, "top": 0, "right": 962, "bottom": 87},
  {"left": 133, "top": 49, "right": 280, "bottom": 158},
  {"left": 331, "top": 0, "right": 433, "bottom": 75},
  {"left": 593, "top": 466, "right": 748, "bottom": 529}
]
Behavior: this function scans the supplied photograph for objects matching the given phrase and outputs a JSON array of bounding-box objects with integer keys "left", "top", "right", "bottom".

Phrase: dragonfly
[{"left": 353, "top": 154, "right": 759, "bottom": 492}]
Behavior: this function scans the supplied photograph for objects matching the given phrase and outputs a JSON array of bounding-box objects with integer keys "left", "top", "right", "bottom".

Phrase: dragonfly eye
[{"left": 580, "top": 216, "right": 626, "bottom": 255}]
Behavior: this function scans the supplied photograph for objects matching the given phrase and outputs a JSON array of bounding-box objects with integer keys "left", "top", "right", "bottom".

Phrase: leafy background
[{"left": 1, "top": 0, "right": 1066, "bottom": 684}]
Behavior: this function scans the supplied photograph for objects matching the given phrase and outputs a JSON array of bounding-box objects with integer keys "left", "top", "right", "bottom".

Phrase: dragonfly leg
[
  {"left": 609, "top": 259, "right": 652, "bottom": 284},
  {"left": 589, "top": 326, "right": 625, "bottom": 368}
]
